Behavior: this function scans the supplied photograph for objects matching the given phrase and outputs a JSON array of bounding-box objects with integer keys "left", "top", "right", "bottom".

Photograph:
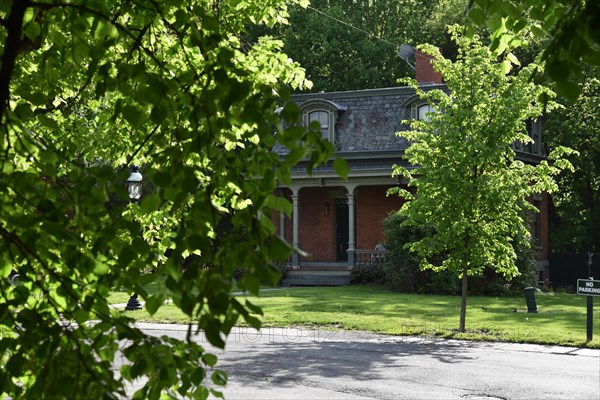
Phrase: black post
[
  {"left": 125, "top": 293, "right": 142, "bottom": 311},
  {"left": 587, "top": 295, "right": 593, "bottom": 342},
  {"left": 524, "top": 287, "right": 538, "bottom": 313},
  {"left": 124, "top": 166, "right": 144, "bottom": 311}
]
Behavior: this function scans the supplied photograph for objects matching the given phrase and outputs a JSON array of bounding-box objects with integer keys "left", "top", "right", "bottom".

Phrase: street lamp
[
  {"left": 125, "top": 166, "right": 143, "bottom": 311},
  {"left": 127, "top": 166, "right": 143, "bottom": 202}
]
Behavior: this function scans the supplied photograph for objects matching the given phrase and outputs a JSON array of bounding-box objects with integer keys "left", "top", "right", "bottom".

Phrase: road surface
[{"left": 128, "top": 323, "right": 599, "bottom": 400}]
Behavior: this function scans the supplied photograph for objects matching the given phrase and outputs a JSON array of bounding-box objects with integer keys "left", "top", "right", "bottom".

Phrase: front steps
[{"left": 281, "top": 265, "right": 351, "bottom": 286}]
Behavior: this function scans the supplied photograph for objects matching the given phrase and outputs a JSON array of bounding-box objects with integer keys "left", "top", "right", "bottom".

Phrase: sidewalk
[{"left": 132, "top": 322, "right": 600, "bottom": 357}]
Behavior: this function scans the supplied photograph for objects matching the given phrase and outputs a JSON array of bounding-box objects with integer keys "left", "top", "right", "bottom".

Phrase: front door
[{"left": 335, "top": 199, "right": 349, "bottom": 261}]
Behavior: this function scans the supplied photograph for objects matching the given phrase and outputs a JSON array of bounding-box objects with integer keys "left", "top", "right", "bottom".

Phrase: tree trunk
[
  {"left": 0, "top": 0, "right": 29, "bottom": 117},
  {"left": 459, "top": 265, "right": 468, "bottom": 332}
]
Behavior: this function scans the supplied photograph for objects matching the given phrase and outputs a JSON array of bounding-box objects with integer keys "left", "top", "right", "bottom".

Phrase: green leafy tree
[
  {"left": 0, "top": 0, "right": 346, "bottom": 398},
  {"left": 392, "top": 25, "right": 574, "bottom": 332},
  {"left": 545, "top": 71, "right": 600, "bottom": 253},
  {"left": 255, "top": 0, "right": 468, "bottom": 92},
  {"left": 467, "top": 0, "right": 600, "bottom": 100}
]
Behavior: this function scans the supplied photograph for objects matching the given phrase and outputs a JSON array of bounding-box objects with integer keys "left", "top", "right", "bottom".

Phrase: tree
[
  {"left": 0, "top": 1, "right": 345, "bottom": 398},
  {"left": 544, "top": 70, "right": 600, "bottom": 253},
  {"left": 392, "top": 25, "right": 574, "bottom": 332},
  {"left": 255, "top": 0, "right": 468, "bottom": 92},
  {"left": 467, "top": 0, "right": 600, "bottom": 100}
]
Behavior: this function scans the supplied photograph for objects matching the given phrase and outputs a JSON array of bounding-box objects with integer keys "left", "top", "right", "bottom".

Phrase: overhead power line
[
  {"left": 306, "top": 5, "right": 431, "bottom": 61},
  {"left": 307, "top": 5, "right": 400, "bottom": 49},
  {"left": 305, "top": 5, "right": 438, "bottom": 83}
]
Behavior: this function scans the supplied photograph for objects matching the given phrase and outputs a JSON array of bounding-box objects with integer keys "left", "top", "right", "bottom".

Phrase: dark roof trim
[
  {"left": 291, "top": 84, "right": 447, "bottom": 101},
  {"left": 297, "top": 99, "right": 347, "bottom": 112}
]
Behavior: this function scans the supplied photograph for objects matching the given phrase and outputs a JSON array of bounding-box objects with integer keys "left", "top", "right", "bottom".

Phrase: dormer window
[
  {"left": 298, "top": 99, "right": 347, "bottom": 149},
  {"left": 513, "top": 119, "right": 544, "bottom": 156},
  {"left": 412, "top": 102, "right": 436, "bottom": 122},
  {"left": 418, "top": 103, "right": 435, "bottom": 121}
]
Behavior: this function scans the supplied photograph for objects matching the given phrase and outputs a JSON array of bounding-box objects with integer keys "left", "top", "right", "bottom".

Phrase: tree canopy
[
  {"left": 468, "top": 0, "right": 600, "bottom": 100},
  {"left": 544, "top": 69, "right": 600, "bottom": 253},
  {"left": 0, "top": 0, "right": 344, "bottom": 398},
  {"left": 257, "top": 0, "right": 467, "bottom": 92},
  {"left": 392, "top": 25, "right": 575, "bottom": 331}
]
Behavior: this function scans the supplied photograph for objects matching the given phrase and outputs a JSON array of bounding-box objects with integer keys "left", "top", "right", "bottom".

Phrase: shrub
[
  {"left": 382, "top": 212, "right": 449, "bottom": 293},
  {"left": 350, "top": 263, "right": 386, "bottom": 285},
  {"left": 382, "top": 211, "right": 538, "bottom": 295}
]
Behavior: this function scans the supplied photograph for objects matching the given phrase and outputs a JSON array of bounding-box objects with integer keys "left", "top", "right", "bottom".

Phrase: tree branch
[{"left": 126, "top": 124, "right": 160, "bottom": 165}]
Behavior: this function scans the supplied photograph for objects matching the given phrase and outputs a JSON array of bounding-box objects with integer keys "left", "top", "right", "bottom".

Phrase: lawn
[{"left": 114, "top": 285, "right": 600, "bottom": 348}]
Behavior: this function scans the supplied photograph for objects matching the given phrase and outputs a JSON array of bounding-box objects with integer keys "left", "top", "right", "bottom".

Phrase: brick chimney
[{"left": 415, "top": 49, "right": 443, "bottom": 84}]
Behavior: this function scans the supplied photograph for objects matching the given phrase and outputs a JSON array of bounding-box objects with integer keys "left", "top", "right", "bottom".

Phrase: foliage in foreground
[
  {"left": 467, "top": 0, "right": 600, "bottom": 100},
  {"left": 392, "top": 26, "right": 575, "bottom": 332},
  {"left": 0, "top": 1, "right": 348, "bottom": 399}
]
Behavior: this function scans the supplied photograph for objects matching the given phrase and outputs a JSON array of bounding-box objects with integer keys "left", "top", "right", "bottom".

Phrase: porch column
[
  {"left": 347, "top": 192, "right": 356, "bottom": 267},
  {"left": 291, "top": 192, "right": 300, "bottom": 267},
  {"left": 279, "top": 210, "right": 285, "bottom": 239}
]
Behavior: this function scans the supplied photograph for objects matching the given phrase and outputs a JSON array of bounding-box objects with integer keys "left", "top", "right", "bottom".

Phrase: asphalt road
[{"left": 130, "top": 323, "right": 599, "bottom": 400}]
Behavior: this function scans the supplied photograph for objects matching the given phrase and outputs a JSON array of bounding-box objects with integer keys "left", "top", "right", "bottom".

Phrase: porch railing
[{"left": 353, "top": 250, "right": 387, "bottom": 267}]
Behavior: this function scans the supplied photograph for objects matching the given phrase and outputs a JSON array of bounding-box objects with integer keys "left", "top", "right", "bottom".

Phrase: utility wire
[
  {"left": 306, "top": 5, "right": 431, "bottom": 60},
  {"left": 307, "top": 5, "right": 400, "bottom": 49}
]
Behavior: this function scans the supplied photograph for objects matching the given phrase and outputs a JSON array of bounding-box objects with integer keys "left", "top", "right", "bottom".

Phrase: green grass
[
  {"left": 107, "top": 291, "right": 132, "bottom": 305},
  {"left": 113, "top": 285, "right": 600, "bottom": 348},
  {"left": 108, "top": 275, "right": 169, "bottom": 305}
]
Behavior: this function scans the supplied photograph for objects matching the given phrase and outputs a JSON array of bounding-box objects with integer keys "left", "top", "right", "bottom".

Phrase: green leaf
[
  {"left": 23, "top": 21, "right": 41, "bottom": 41},
  {"left": 243, "top": 315, "right": 262, "bottom": 330},
  {"left": 37, "top": 114, "right": 59, "bottom": 130},
  {"left": 144, "top": 294, "right": 165, "bottom": 315},
  {"left": 14, "top": 103, "right": 33, "bottom": 120},
  {"left": 468, "top": 6, "right": 486, "bottom": 26},
  {"left": 500, "top": 59, "right": 512, "bottom": 75},
  {"left": 263, "top": 194, "right": 292, "bottom": 215},
  {"left": 204, "top": 325, "right": 226, "bottom": 349},
  {"left": 201, "top": 353, "right": 218, "bottom": 367},
  {"left": 531, "top": 25, "right": 546, "bottom": 38},
  {"left": 93, "top": 261, "right": 109, "bottom": 275},
  {"left": 210, "top": 370, "right": 228, "bottom": 387},
  {"left": 555, "top": 79, "right": 581, "bottom": 101},
  {"left": 152, "top": 171, "right": 172, "bottom": 187},
  {"left": 547, "top": 60, "right": 571, "bottom": 82},
  {"left": 333, "top": 157, "right": 349, "bottom": 180},
  {"left": 244, "top": 299, "right": 263, "bottom": 316},
  {"left": 118, "top": 247, "right": 137, "bottom": 268},
  {"left": 209, "top": 389, "right": 224, "bottom": 399},
  {"left": 122, "top": 105, "right": 146, "bottom": 128},
  {"left": 140, "top": 193, "right": 161, "bottom": 213},
  {"left": 0, "top": 259, "right": 11, "bottom": 278},
  {"left": 506, "top": 52, "right": 520, "bottom": 66}
]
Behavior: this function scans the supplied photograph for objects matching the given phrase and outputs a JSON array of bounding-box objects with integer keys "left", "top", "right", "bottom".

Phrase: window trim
[{"left": 304, "top": 109, "right": 333, "bottom": 141}]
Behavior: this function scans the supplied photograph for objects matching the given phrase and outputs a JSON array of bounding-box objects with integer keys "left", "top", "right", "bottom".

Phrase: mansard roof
[{"left": 276, "top": 84, "right": 545, "bottom": 180}]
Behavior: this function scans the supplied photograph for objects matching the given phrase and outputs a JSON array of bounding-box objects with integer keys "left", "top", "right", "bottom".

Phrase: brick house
[{"left": 273, "top": 53, "right": 549, "bottom": 285}]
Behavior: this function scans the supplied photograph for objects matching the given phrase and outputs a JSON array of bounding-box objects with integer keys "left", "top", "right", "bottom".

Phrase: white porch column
[
  {"left": 279, "top": 210, "right": 285, "bottom": 239},
  {"left": 291, "top": 192, "right": 300, "bottom": 267},
  {"left": 347, "top": 191, "right": 356, "bottom": 267}
]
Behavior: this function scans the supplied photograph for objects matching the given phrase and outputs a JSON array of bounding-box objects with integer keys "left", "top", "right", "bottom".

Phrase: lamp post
[{"left": 125, "top": 166, "right": 143, "bottom": 311}]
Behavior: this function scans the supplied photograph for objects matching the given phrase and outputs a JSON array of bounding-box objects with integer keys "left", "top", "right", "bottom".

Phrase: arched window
[{"left": 298, "top": 99, "right": 347, "bottom": 149}]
